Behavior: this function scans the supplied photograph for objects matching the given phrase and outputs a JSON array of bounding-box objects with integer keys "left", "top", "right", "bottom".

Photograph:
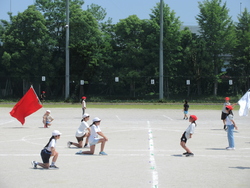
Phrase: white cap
[
  {"left": 46, "top": 110, "right": 51, "bottom": 113},
  {"left": 82, "top": 113, "right": 90, "bottom": 118},
  {"left": 93, "top": 117, "right": 101, "bottom": 122},
  {"left": 52, "top": 130, "right": 62, "bottom": 136}
]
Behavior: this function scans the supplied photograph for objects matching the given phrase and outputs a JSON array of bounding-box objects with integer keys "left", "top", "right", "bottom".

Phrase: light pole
[
  {"left": 65, "top": 0, "right": 70, "bottom": 99},
  {"left": 159, "top": 0, "right": 164, "bottom": 100}
]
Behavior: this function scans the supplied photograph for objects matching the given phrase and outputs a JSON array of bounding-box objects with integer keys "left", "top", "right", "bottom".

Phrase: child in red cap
[
  {"left": 221, "top": 97, "right": 231, "bottom": 130},
  {"left": 180, "top": 115, "right": 198, "bottom": 157},
  {"left": 225, "top": 105, "right": 238, "bottom": 150},
  {"left": 81, "top": 96, "right": 87, "bottom": 115}
]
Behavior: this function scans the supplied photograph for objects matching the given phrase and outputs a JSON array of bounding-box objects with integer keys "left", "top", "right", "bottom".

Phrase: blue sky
[{"left": 1, "top": 0, "right": 249, "bottom": 25}]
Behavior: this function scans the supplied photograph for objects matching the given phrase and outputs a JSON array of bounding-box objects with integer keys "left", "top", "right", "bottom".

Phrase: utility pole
[
  {"left": 159, "top": 0, "right": 164, "bottom": 100},
  {"left": 65, "top": 0, "right": 70, "bottom": 99}
]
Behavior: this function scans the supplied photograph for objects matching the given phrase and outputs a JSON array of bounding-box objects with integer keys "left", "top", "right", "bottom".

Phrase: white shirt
[
  {"left": 225, "top": 114, "right": 234, "bottom": 125},
  {"left": 185, "top": 123, "right": 196, "bottom": 139},
  {"left": 75, "top": 121, "right": 89, "bottom": 137},
  {"left": 45, "top": 139, "right": 56, "bottom": 152},
  {"left": 89, "top": 124, "right": 101, "bottom": 143},
  {"left": 82, "top": 100, "right": 86, "bottom": 108},
  {"left": 222, "top": 102, "right": 231, "bottom": 113}
]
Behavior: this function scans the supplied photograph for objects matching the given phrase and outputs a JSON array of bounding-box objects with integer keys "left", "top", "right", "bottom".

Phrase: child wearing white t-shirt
[
  {"left": 67, "top": 113, "right": 90, "bottom": 148},
  {"left": 225, "top": 105, "right": 238, "bottom": 150},
  {"left": 180, "top": 115, "right": 198, "bottom": 157},
  {"left": 76, "top": 117, "right": 108, "bottom": 155}
]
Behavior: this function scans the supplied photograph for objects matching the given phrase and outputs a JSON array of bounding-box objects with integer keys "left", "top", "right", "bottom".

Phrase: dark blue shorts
[
  {"left": 180, "top": 132, "right": 187, "bottom": 143},
  {"left": 40, "top": 149, "right": 51, "bottom": 163}
]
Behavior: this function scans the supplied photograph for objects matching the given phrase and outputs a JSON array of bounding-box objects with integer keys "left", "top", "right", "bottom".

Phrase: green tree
[
  {"left": 1, "top": 5, "right": 53, "bottom": 95},
  {"left": 179, "top": 28, "right": 211, "bottom": 95},
  {"left": 229, "top": 8, "right": 250, "bottom": 93},
  {"left": 196, "top": 0, "right": 236, "bottom": 96}
]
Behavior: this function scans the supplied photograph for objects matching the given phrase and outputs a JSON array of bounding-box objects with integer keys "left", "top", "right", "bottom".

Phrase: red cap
[
  {"left": 82, "top": 96, "right": 86, "bottom": 99},
  {"left": 190, "top": 115, "right": 198, "bottom": 121},
  {"left": 42, "top": 91, "right": 45, "bottom": 93},
  {"left": 226, "top": 105, "right": 233, "bottom": 110},
  {"left": 225, "top": 97, "right": 230, "bottom": 101}
]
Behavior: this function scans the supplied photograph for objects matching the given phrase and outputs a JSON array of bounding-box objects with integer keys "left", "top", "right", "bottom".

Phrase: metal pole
[
  {"left": 65, "top": 0, "right": 70, "bottom": 99},
  {"left": 159, "top": 0, "right": 164, "bottom": 99},
  {"left": 240, "top": 2, "right": 242, "bottom": 14}
]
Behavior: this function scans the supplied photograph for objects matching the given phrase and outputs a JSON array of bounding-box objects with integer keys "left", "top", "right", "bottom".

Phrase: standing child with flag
[{"left": 224, "top": 105, "right": 238, "bottom": 150}]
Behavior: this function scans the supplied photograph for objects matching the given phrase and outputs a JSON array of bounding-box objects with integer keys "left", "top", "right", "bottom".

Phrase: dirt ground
[{"left": 0, "top": 107, "right": 250, "bottom": 188}]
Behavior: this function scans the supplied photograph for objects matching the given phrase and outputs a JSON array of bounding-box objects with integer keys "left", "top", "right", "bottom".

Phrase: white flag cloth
[{"left": 238, "top": 90, "right": 250, "bottom": 116}]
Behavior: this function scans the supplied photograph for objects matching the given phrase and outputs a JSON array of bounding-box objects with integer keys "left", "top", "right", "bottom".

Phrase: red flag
[{"left": 10, "top": 87, "right": 43, "bottom": 125}]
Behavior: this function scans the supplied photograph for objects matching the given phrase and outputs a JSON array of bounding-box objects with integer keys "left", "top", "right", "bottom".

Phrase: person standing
[
  {"left": 81, "top": 96, "right": 87, "bottom": 115},
  {"left": 76, "top": 117, "right": 108, "bottom": 155},
  {"left": 183, "top": 100, "right": 189, "bottom": 120},
  {"left": 31, "top": 130, "right": 62, "bottom": 169},
  {"left": 67, "top": 113, "right": 90, "bottom": 148},
  {"left": 225, "top": 105, "right": 238, "bottom": 150},
  {"left": 221, "top": 97, "right": 231, "bottom": 130},
  {"left": 40, "top": 91, "right": 46, "bottom": 104},
  {"left": 180, "top": 115, "right": 198, "bottom": 157},
  {"left": 43, "top": 110, "right": 54, "bottom": 128}
]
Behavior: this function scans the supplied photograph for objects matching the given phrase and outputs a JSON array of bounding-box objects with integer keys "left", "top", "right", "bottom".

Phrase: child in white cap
[
  {"left": 42, "top": 110, "right": 54, "bottom": 128},
  {"left": 31, "top": 130, "right": 62, "bottom": 169},
  {"left": 76, "top": 117, "right": 108, "bottom": 155},
  {"left": 67, "top": 113, "right": 90, "bottom": 148}
]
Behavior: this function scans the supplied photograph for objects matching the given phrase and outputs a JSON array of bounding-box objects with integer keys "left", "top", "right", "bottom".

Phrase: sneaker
[
  {"left": 49, "top": 165, "right": 59, "bottom": 169},
  {"left": 99, "top": 151, "right": 108, "bottom": 155},
  {"left": 31, "top": 161, "right": 37, "bottom": 169},
  {"left": 84, "top": 143, "right": 90, "bottom": 148},
  {"left": 76, "top": 150, "right": 83, "bottom": 154},
  {"left": 67, "top": 141, "right": 71, "bottom": 148},
  {"left": 186, "top": 153, "right": 194, "bottom": 157},
  {"left": 183, "top": 152, "right": 188, "bottom": 155},
  {"left": 226, "top": 147, "right": 235, "bottom": 150}
]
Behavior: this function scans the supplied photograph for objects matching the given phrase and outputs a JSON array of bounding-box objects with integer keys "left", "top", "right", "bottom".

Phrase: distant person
[
  {"left": 81, "top": 96, "right": 87, "bottom": 115},
  {"left": 31, "top": 130, "right": 62, "bottom": 169},
  {"left": 43, "top": 110, "right": 54, "bottom": 128},
  {"left": 40, "top": 91, "right": 46, "bottom": 104},
  {"left": 67, "top": 113, "right": 90, "bottom": 148},
  {"left": 76, "top": 117, "right": 108, "bottom": 155},
  {"left": 225, "top": 105, "right": 238, "bottom": 150},
  {"left": 180, "top": 115, "right": 198, "bottom": 157},
  {"left": 183, "top": 100, "right": 189, "bottom": 120}
]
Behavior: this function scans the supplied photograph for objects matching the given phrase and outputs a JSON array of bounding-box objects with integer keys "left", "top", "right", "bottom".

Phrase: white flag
[{"left": 238, "top": 90, "right": 250, "bottom": 116}]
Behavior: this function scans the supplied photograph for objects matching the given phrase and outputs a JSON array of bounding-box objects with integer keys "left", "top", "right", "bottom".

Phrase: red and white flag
[{"left": 10, "top": 86, "right": 43, "bottom": 125}]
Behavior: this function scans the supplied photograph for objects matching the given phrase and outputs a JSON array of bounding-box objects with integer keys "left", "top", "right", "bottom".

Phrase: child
[
  {"left": 40, "top": 91, "right": 46, "bottom": 104},
  {"left": 221, "top": 97, "right": 231, "bottom": 130},
  {"left": 31, "top": 130, "right": 62, "bottom": 169},
  {"left": 183, "top": 100, "right": 189, "bottom": 120},
  {"left": 180, "top": 115, "right": 197, "bottom": 157},
  {"left": 43, "top": 110, "right": 54, "bottom": 128},
  {"left": 76, "top": 117, "right": 108, "bottom": 155},
  {"left": 67, "top": 113, "right": 90, "bottom": 148},
  {"left": 81, "top": 96, "right": 87, "bottom": 115},
  {"left": 225, "top": 105, "right": 238, "bottom": 150}
]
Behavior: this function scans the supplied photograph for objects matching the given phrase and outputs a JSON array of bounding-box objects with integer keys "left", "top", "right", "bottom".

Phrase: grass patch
[{"left": 0, "top": 102, "right": 240, "bottom": 110}]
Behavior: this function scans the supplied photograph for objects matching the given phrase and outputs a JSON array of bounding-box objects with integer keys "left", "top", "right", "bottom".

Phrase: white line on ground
[
  {"left": 0, "top": 120, "right": 14, "bottom": 125},
  {"left": 116, "top": 115, "right": 121, "bottom": 121},
  {"left": 147, "top": 121, "right": 159, "bottom": 188},
  {"left": 163, "top": 115, "right": 173, "bottom": 121}
]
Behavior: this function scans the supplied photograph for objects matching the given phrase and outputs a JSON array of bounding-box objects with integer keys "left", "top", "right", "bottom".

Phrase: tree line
[{"left": 0, "top": 0, "right": 249, "bottom": 100}]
